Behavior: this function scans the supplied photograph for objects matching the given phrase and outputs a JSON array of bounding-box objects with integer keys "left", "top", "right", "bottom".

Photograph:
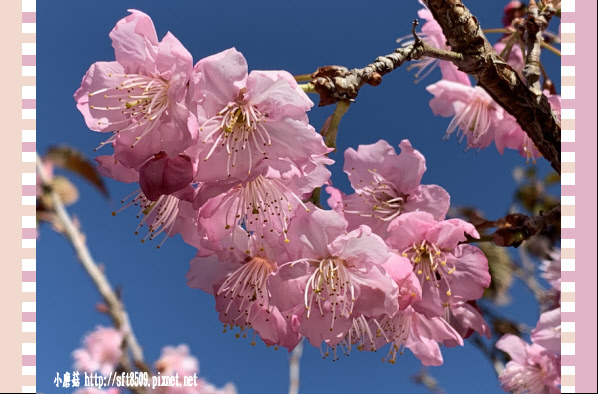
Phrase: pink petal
[
  {"left": 139, "top": 153, "right": 194, "bottom": 201},
  {"left": 403, "top": 184, "right": 451, "bottom": 221},
  {"left": 327, "top": 225, "right": 389, "bottom": 269},
  {"left": 496, "top": 334, "right": 529, "bottom": 364},
  {"left": 95, "top": 156, "right": 139, "bottom": 183},
  {"left": 283, "top": 207, "right": 347, "bottom": 261},
  {"left": 246, "top": 70, "right": 313, "bottom": 117},
  {"left": 190, "top": 48, "right": 248, "bottom": 117},
  {"left": 444, "top": 244, "right": 490, "bottom": 301},
  {"left": 74, "top": 61, "right": 128, "bottom": 132},
  {"left": 380, "top": 139, "right": 426, "bottom": 194},
  {"left": 531, "top": 307, "right": 561, "bottom": 355},
  {"left": 344, "top": 140, "right": 395, "bottom": 190},
  {"left": 110, "top": 10, "right": 159, "bottom": 73},
  {"left": 186, "top": 254, "right": 241, "bottom": 295}
]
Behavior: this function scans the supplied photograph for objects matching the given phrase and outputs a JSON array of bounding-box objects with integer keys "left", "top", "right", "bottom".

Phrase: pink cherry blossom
[
  {"left": 268, "top": 207, "right": 399, "bottom": 348},
  {"left": 152, "top": 345, "right": 200, "bottom": 394},
  {"left": 319, "top": 253, "right": 422, "bottom": 359},
  {"left": 151, "top": 345, "right": 238, "bottom": 394},
  {"left": 495, "top": 93, "right": 560, "bottom": 163},
  {"left": 327, "top": 139, "right": 450, "bottom": 237},
  {"left": 531, "top": 308, "right": 561, "bottom": 355},
  {"left": 74, "top": 10, "right": 197, "bottom": 168},
  {"left": 334, "top": 251, "right": 462, "bottom": 366},
  {"left": 189, "top": 48, "right": 328, "bottom": 181},
  {"left": 386, "top": 211, "right": 490, "bottom": 318},
  {"left": 427, "top": 79, "right": 504, "bottom": 151},
  {"left": 539, "top": 248, "right": 561, "bottom": 291},
  {"left": 155, "top": 344, "right": 199, "bottom": 378},
  {"left": 443, "top": 298, "right": 491, "bottom": 347},
  {"left": 377, "top": 306, "right": 463, "bottom": 366},
  {"left": 96, "top": 153, "right": 202, "bottom": 249},
  {"left": 382, "top": 252, "right": 423, "bottom": 310},
  {"left": 496, "top": 334, "right": 561, "bottom": 394},
  {"left": 72, "top": 326, "right": 123, "bottom": 376},
  {"left": 196, "top": 157, "right": 331, "bottom": 244},
  {"left": 186, "top": 227, "right": 301, "bottom": 351}
]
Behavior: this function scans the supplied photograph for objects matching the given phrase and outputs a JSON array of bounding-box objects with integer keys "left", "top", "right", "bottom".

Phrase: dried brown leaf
[{"left": 45, "top": 146, "right": 108, "bottom": 197}]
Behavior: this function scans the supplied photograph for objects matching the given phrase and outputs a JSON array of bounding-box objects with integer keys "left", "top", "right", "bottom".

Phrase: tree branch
[
  {"left": 36, "top": 153, "right": 151, "bottom": 379},
  {"left": 288, "top": 339, "right": 304, "bottom": 394},
  {"left": 522, "top": 0, "right": 556, "bottom": 95},
  {"left": 423, "top": 0, "right": 561, "bottom": 174},
  {"left": 491, "top": 204, "right": 561, "bottom": 247}
]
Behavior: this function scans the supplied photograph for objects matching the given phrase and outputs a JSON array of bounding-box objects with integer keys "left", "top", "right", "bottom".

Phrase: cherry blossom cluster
[
  {"left": 495, "top": 250, "right": 562, "bottom": 394},
  {"left": 75, "top": 10, "right": 492, "bottom": 366},
  {"left": 408, "top": 2, "right": 561, "bottom": 163},
  {"left": 72, "top": 326, "right": 237, "bottom": 394}
]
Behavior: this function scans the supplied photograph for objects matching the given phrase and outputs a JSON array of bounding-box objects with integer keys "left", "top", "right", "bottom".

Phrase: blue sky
[{"left": 37, "top": 1, "right": 561, "bottom": 393}]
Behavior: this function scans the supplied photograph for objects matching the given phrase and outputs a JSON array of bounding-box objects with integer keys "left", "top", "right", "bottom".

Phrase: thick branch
[
  {"left": 36, "top": 153, "right": 151, "bottom": 378},
  {"left": 492, "top": 204, "right": 561, "bottom": 247},
  {"left": 423, "top": 0, "right": 561, "bottom": 173}
]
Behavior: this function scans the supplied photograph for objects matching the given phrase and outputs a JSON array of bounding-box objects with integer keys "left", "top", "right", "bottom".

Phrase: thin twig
[
  {"left": 540, "top": 41, "right": 561, "bottom": 56},
  {"left": 288, "top": 339, "right": 304, "bottom": 394},
  {"left": 309, "top": 29, "right": 462, "bottom": 108},
  {"left": 36, "top": 152, "right": 151, "bottom": 380}
]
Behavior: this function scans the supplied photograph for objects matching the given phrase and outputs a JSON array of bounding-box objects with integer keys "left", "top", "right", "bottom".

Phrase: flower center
[
  {"left": 445, "top": 91, "right": 494, "bottom": 149},
  {"left": 89, "top": 73, "right": 170, "bottom": 150},
  {"left": 503, "top": 364, "right": 547, "bottom": 394},
  {"left": 218, "top": 256, "right": 276, "bottom": 321},
  {"left": 224, "top": 175, "right": 308, "bottom": 242},
  {"left": 302, "top": 258, "right": 355, "bottom": 332},
  {"left": 200, "top": 99, "right": 271, "bottom": 177},
  {"left": 401, "top": 240, "right": 457, "bottom": 302},
  {"left": 344, "top": 171, "right": 406, "bottom": 222}
]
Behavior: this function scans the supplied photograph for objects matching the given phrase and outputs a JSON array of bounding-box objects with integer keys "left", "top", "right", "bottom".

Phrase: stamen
[
  {"left": 303, "top": 258, "right": 354, "bottom": 332},
  {"left": 200, "top": 101, "right": 270, "bottom": 176},
  {"left": 114, "top": 189, "right": 180, "bottom": 247},
  {"left": 88, "top": 73, "right": 170, "bottom": 149},
  {"left": 342, "top": 171, "right": 406, "bottom": 222}
]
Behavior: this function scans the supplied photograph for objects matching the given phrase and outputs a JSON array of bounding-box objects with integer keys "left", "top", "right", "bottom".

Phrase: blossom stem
[
  {"left": 323, "top": 100, "right": 351, "bottom": 150},
  {"left": 294, "top": 74, "right": 313, "bottom": 82},
  {"left": 36, "top": 152, "right": 151, "bottom": 380},
  {"left": 299, "top": 83, "right": 316, "bottom": 94},
  {"left": 482, "top": 28, "right": 513, "bottom": 34},
  {"left": 540, "top": 41, "right": 561, "bottom": 57}
]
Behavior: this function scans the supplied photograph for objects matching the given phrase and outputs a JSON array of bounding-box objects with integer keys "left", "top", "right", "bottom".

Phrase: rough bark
[{"left": 424, "top": 0, "right": 561, "bottom": 173}]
